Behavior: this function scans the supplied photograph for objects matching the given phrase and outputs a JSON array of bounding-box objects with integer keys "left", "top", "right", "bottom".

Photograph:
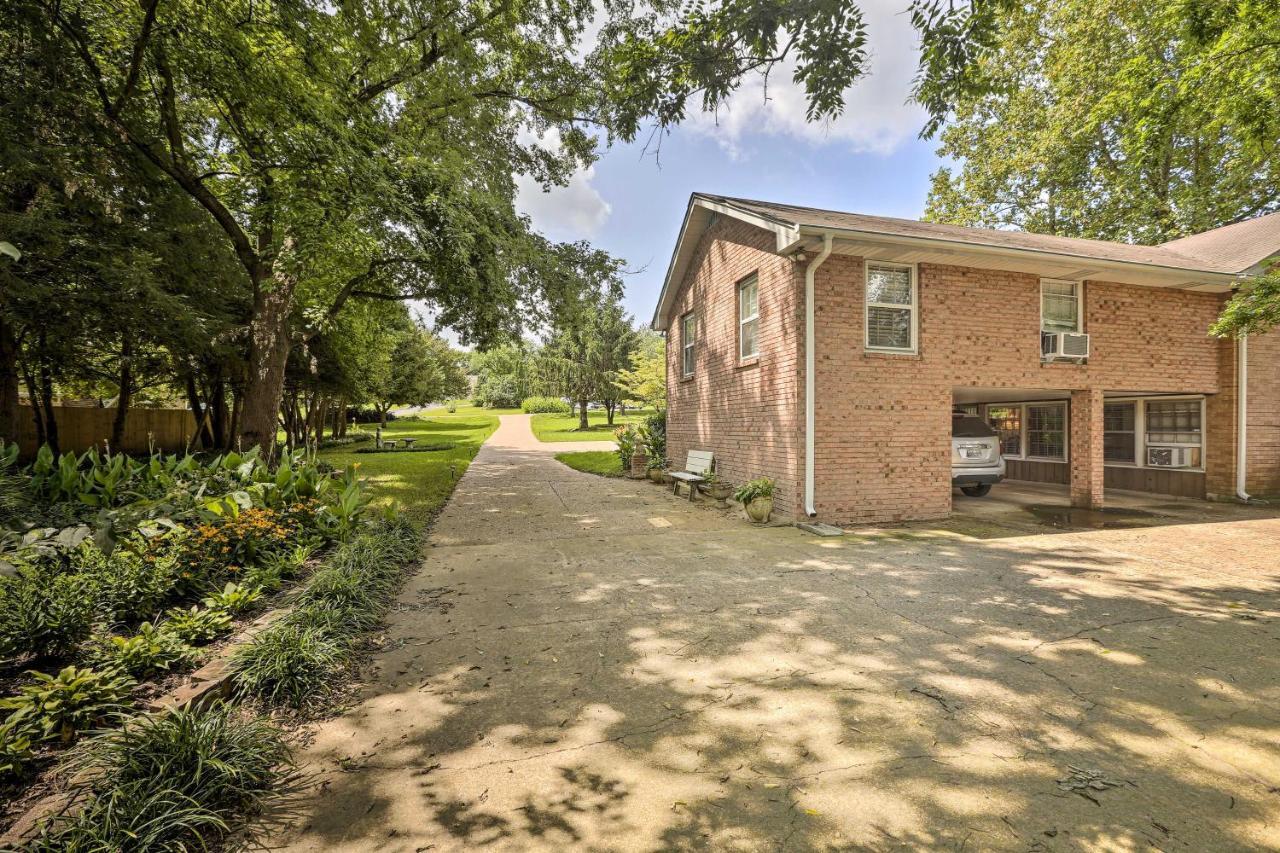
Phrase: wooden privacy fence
[{"left": 11, "top": 407, "right": 197, "bottom": 457}]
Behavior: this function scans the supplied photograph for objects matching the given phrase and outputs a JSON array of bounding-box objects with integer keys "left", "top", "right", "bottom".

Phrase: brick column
[{"left": 1070, "top": 389, "right": 1105, "bottom": 510}]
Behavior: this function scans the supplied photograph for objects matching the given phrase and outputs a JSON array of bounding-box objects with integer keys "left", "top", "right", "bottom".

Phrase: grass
[
  {"left": 555, "top": 451, "right": 625, "bottom": 477},
  {"left": 318, "top": 416, "right": 499, "bottom": 526},
  {"left": 421, "top": 402, "right": 522, "bottom": 416},
  {"left": 530, "top": 409, "right": 654, "bottom": 442}
]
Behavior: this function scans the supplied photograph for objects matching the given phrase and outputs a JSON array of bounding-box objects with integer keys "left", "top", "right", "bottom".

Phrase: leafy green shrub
[
  {"left": 733, "top": 477, "right": 775, "bottom": 504},
  {"left": 202, "top": 581, "right": 263, "bottom": 616},
  {"left": 644, "top": 411, "right": 666, "bottom": 465},
  {"left": 75, "top": 542, "right": 178, "bottom": 624},
  {"left": 521, "top": 396, "right": 571, "bottom": 414},
  {"left": 28, "top": 703, "right": 294, "bottom": 851},
  {"left": 614, "top": 423, "right": 642, "bottom": 468},
  {"left": 0, "top": 666, "right": 135, "bottom": 744},
  {"left": 446, "top": 399, "right": 458, "bottom": 413},
  {"left": 163, "top": 605, "right": 233, "bottom": 645},
  {"left": 232, "top": 622, "right": 348, "bottom": 707},
  {"left": 0, "top": 564, "right": 96, "bottom": 660},
  {"left": 0, "top": 720, "right": 33, "bottom": 779},
  {"left": 91, "top": 623, "right": 198, "bottom": 678}
]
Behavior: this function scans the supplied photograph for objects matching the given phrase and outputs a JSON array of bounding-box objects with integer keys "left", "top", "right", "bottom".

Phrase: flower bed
[{"left": 0, "top": 443, "right": 373, "bottom": 827}]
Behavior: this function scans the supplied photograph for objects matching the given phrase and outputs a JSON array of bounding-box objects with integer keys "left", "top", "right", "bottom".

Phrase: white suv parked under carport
[{"left": 952, "top": 411, "right": 1005, "bottom": 497}]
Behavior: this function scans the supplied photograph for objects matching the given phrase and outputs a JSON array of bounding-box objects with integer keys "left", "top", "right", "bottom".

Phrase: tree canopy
[{"left": 923, "top": 0, "right": 1280, "bottom": 243}]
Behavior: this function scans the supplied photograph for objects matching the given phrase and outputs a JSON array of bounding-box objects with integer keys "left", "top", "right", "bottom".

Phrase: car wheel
[{"left": 961, "top": 484, "right": 992, "bottom": 497}]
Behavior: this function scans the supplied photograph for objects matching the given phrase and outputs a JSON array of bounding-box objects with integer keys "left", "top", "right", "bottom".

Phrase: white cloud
[
  {"left": 685, "top": 1, "right": 925, "bottom": 158},
  {"left": 514, "top": 127, "right": 612, "bottom": 240},
  {"left": 515, "top": 166, "right": 612, "bottom": 240}
]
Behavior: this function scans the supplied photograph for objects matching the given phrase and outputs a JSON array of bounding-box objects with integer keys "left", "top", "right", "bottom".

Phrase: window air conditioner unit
[
  {"left": 1147, "top": 446, "right": 1194, "bottom": 468},
  {"left": 1041, "top": 331, "right": 1090, "bottom": 360}
]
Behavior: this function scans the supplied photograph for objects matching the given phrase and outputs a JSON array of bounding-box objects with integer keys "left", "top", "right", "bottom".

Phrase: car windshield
[{"left": 952, "top": 415, "right": 996, "bottom": 438}]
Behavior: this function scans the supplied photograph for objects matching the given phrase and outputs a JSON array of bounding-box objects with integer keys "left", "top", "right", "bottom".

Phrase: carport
[{"left": 953, "top": 386, "right": 1213, "bottom": 510}]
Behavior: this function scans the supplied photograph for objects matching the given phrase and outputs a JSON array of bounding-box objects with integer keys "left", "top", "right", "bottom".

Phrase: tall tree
[
  {"left": 541, "top": 296, "right": 637, "bottom": 429},
  {"left": 40, "top": 0, "right": 875, "bottom": 454},
  {"left": 923, "top": 0, "right": 1280, "bottom": 243},
  {"left": 618, "top": 330, "right": 666, "bottom": 413}
]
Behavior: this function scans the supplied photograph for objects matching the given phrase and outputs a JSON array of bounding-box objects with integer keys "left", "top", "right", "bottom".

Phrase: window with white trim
[
  {"left": 1145, "top": 399, "right": 1201, "bottom": 468},
  {"left": 1103, "top": 401, "right": 1137, "bottom": 464},
  {"left": 738, "top": 275, "right": 759, "bottom": 360},
  {"left": 865, "top": 263, "right": 916, "bottom": 352},
  {"left": 1026, "top": 403, "right": 1067, "bottom": 460},
  {"left": 1041, "top": 280, "right": 1081, "bottom": 333},
  {"left": 987, "top": 405, "right": 1023, "bottom": 457},
  {"left": 681, "top": 313, "right": 696, "bottom": 377}
]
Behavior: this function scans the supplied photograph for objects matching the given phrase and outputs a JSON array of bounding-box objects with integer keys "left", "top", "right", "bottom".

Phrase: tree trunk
[
  {"left": 21, "top": 361, "right": 44, "bottom": 450},
  {"left": 229, "top": 388, "right": 242, "bottom": 451},
  {"left": 379, "top": 404, "right": 389, "bottom": 427},
  {"left": 334, "top": 395, "right": 347, "bottom": 438},
  {"left": 0, "top": 315, "right": 19, "bottom": 445},
  {"left": 605, "top": 400, "right": 616, "bottom": 425},
  {"left": 110, "top": 333, "right": 133, "bottom": 451},
  {"left": 578, "top": 397, "right": 589, "bottom": 431},
  {"left": 313, "top": 397, "right": 329, "bottom": 447},
  {"left": 36, "top": 334, "right": 58, "bottom": 456},
  {"left": 238, "top": 270, "right": 295, "bottom": 456},
  {"left": 210, "top": 376, "right": 228, "bottom": 450}
]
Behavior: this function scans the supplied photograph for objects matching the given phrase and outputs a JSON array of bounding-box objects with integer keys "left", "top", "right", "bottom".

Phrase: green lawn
[
  {"left": 530, "top": 409, "right": 653, "bottom": 442},
  {"left": 319, "top": 415, "right": 499, "bottom": 527},
  {"left": 554, "top": 450, "right": 625, "bottom": 477}
]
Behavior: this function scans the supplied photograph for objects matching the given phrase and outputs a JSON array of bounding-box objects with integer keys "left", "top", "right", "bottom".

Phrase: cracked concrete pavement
[{"left": 271, "top": 416, "right": 1280, "bottom": 851}]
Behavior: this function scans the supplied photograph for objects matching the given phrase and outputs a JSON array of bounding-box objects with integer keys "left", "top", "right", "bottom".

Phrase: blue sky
[{"left": 513, "top": 0, "right": 944, "bottom": 329}]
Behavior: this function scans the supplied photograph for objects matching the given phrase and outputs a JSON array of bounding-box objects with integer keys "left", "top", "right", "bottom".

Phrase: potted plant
[
  {"left": 616, "top": 425, "right": 647, "bottom": 479},
  {"left": 734, "top": 477, "right": 775, "bottom": 523},
  {"left": 702, "top": 471, "right": 734, "bottom": 507},
  {"left": 646, "top": 457, "right": 667, "bottom": 483}
]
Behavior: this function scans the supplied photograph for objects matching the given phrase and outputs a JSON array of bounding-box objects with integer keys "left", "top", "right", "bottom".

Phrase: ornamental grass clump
[
  {"left": 232, "top": 623, "right": 349, "bottom": 708},
  {"left": 26, "top": 703, "right": 295, "bottom": 852}
]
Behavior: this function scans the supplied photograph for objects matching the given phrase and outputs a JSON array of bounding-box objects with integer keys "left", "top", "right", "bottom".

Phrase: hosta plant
[
  {"left": 0, "top": 720, "right": 33, "bottom": 778},
  {"left": 75, "top": 541, "right": 178, "bottom": 624},
  {"left": 91, "top": 623, "right": 198, "bottom": 678},
  {"left": 163, "top": 605, "right": 233, "bottom": 645},
  {"left": 0, "top": 666, "right": 135, "bottom": 743},
  {"left": 202, "top": 581, "right": 263, "bottom": 616}
]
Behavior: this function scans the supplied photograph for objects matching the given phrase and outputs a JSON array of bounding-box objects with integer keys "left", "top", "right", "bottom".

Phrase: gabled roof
[
  {"left": 1159, "top": 211, "right": 1280, "bottom": 272},
  {"left": 651, "top": 194, "right": 1280, "bottom": 329}
]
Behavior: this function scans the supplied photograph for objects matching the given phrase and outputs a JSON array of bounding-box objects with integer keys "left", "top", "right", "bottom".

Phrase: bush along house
[{"left": 652, "top": 193, "right": 1280, "bottom": 525}]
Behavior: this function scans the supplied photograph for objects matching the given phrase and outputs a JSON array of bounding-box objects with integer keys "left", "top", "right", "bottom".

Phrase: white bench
[{"left": 669, "top": 450, "right": 714, "bottom": 501}]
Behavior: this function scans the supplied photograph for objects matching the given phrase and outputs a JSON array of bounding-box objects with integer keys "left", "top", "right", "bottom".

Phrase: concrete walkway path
[
  {"left": 272, "top": 429, "right": 1280, "bottom": 852},
  {"left": 488, "top": 412, "right": 617, "bottom": 453}
]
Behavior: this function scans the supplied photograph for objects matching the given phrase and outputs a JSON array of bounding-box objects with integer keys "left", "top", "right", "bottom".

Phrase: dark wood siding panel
[
  {"left": 1007, "top": 459, "right": 1069, "bottom": 484},
  {"left": 1104, "top": 466, "right": 1206, "bottom": 498},
  {"left": 1006, "top": 459, "right": 1205, "bottom": 498}
]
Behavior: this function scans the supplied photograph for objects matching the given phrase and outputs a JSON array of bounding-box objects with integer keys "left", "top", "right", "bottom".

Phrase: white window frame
[
  {"left": 1102, "top": 400, "right": 1139, "bottom": 466},
  {"left": 984, "top": 404, "right": 1026, "bottom": 460},
  {"left": 737, "top": 274, "right": 759, "bottom": 361},
  {"left": 864, "top": 261, "right": 918, "bottom": 354},
  {"left": 1024, "top": 401, "right": 1070, "bottom": 462},
  {"left": 1040, "top": 279, "right": 1083, "bottom": 334},
  {"left": 982, "top": 395, "right": 1206, "bottom": 473},
  {"left": 681, "top": 312, "right": 696, "bottom": 378}
]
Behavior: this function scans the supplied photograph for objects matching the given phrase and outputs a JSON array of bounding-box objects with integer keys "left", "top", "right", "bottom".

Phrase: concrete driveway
[{"left": 273, "top": 416, "right": 1280, "bottom": 852}]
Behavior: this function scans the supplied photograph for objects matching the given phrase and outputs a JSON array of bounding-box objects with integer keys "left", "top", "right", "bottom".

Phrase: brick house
[{"left": 651, "top": 194, "right": 1280, "bottom": 524}]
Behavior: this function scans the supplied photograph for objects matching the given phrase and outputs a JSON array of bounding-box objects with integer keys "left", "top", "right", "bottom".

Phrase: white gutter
[
  {"left": 804, "top": 233, "right": 834, "bottom": 517},
  {"left": 1237, "top": 335, "right": 1250, "bottom": 501}
]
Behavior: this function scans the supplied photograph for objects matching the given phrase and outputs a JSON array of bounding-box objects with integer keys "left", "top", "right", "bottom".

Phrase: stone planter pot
[
  {"left": 705, "top": 482, "right": 734, "bottom": 508},
  {"left": 744, "top": 497, "right": 773, "bottom": 524},
  {"left": 647, "top": 467, "right": 666, "bottom": 483},
  {"left": 629, "top": 451, "right": 649, "bottom": 479}
]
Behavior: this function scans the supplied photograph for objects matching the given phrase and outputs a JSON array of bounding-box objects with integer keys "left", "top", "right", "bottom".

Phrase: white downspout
[
  {"left": 1237, "top": 335, "right": 1250, "bottom": 501},
  {"left": 804, "top": 233, "right": 834, "bottom": 518}
]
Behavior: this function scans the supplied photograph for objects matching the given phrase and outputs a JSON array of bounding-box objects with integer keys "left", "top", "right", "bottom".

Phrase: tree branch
[{"left": 112, "top": 0, "right": 163, "bottom": 116}]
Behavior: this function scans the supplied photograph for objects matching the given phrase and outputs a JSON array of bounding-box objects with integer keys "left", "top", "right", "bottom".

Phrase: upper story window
[
  {"left": 865, "top": 262, "right": 917, "bottom": 353},
  {"left": 738, "top": 275, "right": 759, "bottom": 360},
  {"left": 1041, "top": 280, "right": 1081, "bottom": 333},
  {"left": 681, "top": 312, "right": 696, "bottom": 377}
]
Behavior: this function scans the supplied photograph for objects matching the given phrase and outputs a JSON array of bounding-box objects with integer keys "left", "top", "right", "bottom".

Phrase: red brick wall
[
  {"left": 664, "top": 218, "right": 802, "bottom": 514},
  {"left": 663, "top": 220, "right": 1280, "bottom": 521},
  {"left": 1246, "top": 332, "right": 1280, "bottom": 496},
  {"left": 810, "top": 256, "right": 1230, "bottom": 523}
]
